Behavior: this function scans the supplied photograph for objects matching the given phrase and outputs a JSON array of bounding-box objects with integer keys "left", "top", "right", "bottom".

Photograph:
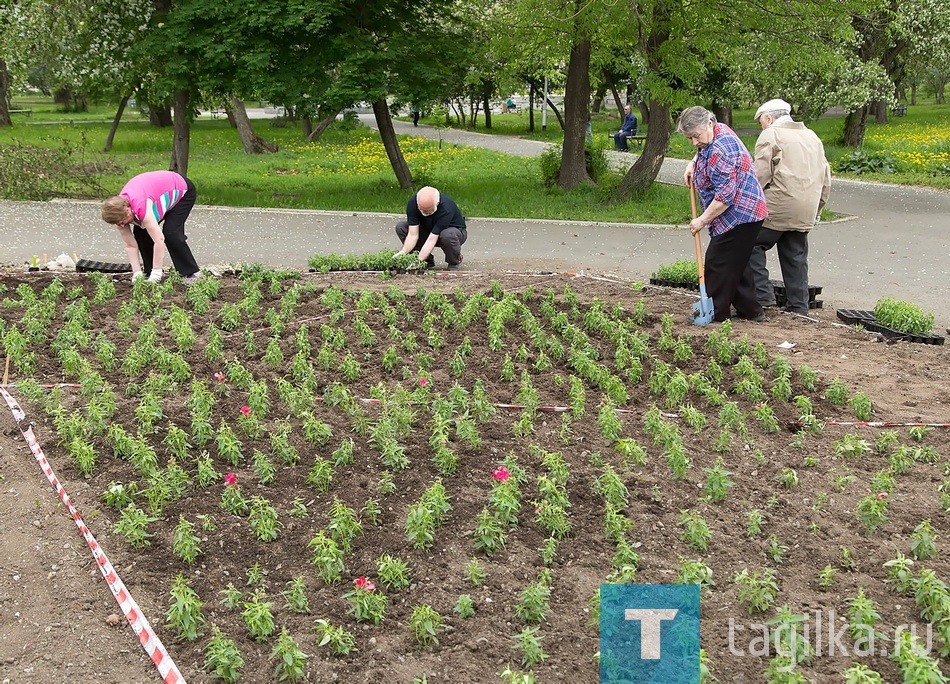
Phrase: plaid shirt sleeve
[{"left": 695, "top": 124, "right": 768, "bottom": 236}]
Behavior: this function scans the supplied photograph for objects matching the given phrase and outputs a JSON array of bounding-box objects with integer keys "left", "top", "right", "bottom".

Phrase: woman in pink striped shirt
[{"left": 101, "top": 170, "right": 201, "bottom": 283}]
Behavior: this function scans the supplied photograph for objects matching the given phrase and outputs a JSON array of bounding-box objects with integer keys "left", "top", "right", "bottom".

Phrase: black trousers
[
  {"left": 749, "top": 227, "right": 810, "bottom": 313},
  {"left": 704, "top": 220, "right": 764, "bottom": 322},
  {"left": 133, "top": 177, "right": 199, "bottom": 276},
  {"left": 395, "top": 221, "right": 467, "bottom": 266}
]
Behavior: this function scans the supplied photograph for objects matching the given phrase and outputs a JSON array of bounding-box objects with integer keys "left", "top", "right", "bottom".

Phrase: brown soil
[{"left": 0, "top": 270, "right": 947, "bottom": 684}]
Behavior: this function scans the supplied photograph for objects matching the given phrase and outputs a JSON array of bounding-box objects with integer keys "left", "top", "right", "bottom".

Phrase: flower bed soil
[{"left": 1, "top": 271, "right": 949, "bottom": 683}]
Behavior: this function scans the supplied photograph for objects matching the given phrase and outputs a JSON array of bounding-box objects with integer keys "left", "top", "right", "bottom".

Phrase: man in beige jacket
[{"left": 750, "top": 99, "right": 830, "bottom": 314}]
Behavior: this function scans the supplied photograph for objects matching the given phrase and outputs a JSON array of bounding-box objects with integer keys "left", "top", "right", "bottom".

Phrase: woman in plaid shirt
[{"left": 679, "top": 106, "right": 768, "bottom": 323}]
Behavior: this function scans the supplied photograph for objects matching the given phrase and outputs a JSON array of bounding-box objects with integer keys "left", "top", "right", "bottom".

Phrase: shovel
[{"left": 689, "top": 182, "right": 715, "bottom": 325}]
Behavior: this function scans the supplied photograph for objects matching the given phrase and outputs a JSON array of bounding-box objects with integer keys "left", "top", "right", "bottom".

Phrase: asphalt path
[{"left": 1, "top": 115, "right": 948, "bottom": 330}]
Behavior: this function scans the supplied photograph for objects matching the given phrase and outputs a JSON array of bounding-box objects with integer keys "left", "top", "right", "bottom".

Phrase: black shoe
[
  {"left": 733, "top": 311, "right": 766, "bottom": 322},
  {"left": 425, "top": 255, "right": 435, "bottom": 267},
  {"left": 446, "top": 254, "right": 463, "bottom": 271}
]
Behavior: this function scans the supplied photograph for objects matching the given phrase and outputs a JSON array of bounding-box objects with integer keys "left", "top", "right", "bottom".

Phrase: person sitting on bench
[{"left": 613, "top": 105, "right": 638, "bottom": 151}]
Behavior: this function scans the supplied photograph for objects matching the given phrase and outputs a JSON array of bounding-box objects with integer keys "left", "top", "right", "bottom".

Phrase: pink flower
[
  {"left": 419, "top": 377, "right": 429, "bottom": 387},
  {"left": 878, "top": 492, "right": 888, "bottom": 500},
  {"left": 240, "top": 405, "right": 251, "bottom": 416},
  {"left": 224, "top": 472, "right": 237, "bottom": 485},
  {"left": 354, "top": 576, "right": 375, "bottom": 592},
  {"left": 214, "top": 372, "right": 227, "bottom": 382},
  {"left": 492, "top": 466, "right": 510, "bottom": 482}
]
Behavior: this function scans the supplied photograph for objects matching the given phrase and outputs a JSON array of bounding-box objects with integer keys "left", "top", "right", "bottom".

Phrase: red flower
[
  {"left": 419, "top": 377, "right": 429, "bottom": 387},
  {"left": 492, "top": 466, "right": 510, "bottom": 482},
  {"left": 878, "top": 492, "right": 888, "bottom": 500},
  {"left": 240, "top": 405, "right": 251, "bottom": 416},
  {"left": 214, "top": 372, "right": 227, "bottom": 382},
  {"left": 224, "top": 472, "right": 237, "bottom": 485},
  {"left": 354, "top": 576, "right": 375, "bottom": 592}
]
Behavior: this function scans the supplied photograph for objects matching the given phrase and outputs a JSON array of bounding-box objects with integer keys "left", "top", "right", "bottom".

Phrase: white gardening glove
[
  {"left": 131, "top": 271, "right": 145, "bottom": 280},
  {"left": 147, "top": 268, "right": 164, "bottom": 283},
  {"left": 393, "top": 250, "right": 405, "bottom": 259}
]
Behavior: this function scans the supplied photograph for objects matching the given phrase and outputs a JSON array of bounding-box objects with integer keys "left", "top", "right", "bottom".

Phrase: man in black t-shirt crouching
[{"left": 394, "top": 186, "right": 467, "bottom": 270}]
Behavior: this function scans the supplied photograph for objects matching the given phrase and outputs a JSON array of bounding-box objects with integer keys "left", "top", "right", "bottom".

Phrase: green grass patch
[
  {"left": 0, "top": 115, "right": 690, "bottom": 224},
  {"left": 423, "top": 102, "right": 950, "bottom": 189}
]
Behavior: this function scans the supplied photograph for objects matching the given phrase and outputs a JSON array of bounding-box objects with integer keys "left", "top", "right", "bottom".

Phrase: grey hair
[
  {"left": 761, "top": 108, "right": 790, "bottom": 121},
  {"left": 676, "top": 106, "right": 717, "bottom": 135}
]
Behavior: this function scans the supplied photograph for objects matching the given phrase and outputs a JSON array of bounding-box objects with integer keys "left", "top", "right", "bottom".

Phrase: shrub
[
  {"left": 873, "top": 297, "right": 935, "bottom": 335},
  {"left": 0, "top": 138, "right": 108, "bottom": 200},
  {"left": 538, "top": 142, "right": 610, "bottom": 187},
  {"left": 835, "top": 151, "right": 899, "bottom": 175}
]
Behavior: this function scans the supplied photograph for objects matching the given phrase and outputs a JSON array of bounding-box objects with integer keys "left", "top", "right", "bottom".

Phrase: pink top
[{"left": 120, "top": 171, "right": 188, "bottom": 224}]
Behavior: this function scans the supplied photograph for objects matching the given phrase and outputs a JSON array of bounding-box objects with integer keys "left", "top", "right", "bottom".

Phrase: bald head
[
  {"left": 624, "top": 105, "right": 631, "bottom": 114},
  {"left": 417, "top": 186, "right": 440, "bottom": 216}
]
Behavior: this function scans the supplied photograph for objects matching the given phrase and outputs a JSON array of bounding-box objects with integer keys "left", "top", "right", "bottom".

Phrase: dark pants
[
  {"left": 133, "top": 177, "right": 199, "bottom": 276},
  {"left": 749, "top": 227, "right": 809, "bottom": 313},
  {"left": 704, "top": 220, "right": 764, "bottom": 322},
  {"left": 395, "top": 221, "right": 467, "bottom": 266},
  {"left": 412, "top": 111, "right": 420, "bottom": 126},
  {"left": 614, "top": 131, "right": 631, "bottom": 151}
]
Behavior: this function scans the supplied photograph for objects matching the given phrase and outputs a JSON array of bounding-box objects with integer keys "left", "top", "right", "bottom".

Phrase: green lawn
[
  {"left": 0, "top": 113, "right": 691, "bottom": 224},
  {"left": 415, "top": 102, "right": 950, "bottom": 189}
]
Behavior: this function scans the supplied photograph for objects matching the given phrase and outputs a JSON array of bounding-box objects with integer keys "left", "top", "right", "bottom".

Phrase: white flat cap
[{"left": 754, "top": 99, "right": 791, "bottom": 121}]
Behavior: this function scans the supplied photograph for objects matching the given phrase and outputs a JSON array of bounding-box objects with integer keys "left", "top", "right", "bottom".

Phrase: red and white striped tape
[
  {"left": 0, "top": 385, "right": 185, "bottom": 684},
  {"left": 820, "top": 420, "right": 950, "bottom": 428}
]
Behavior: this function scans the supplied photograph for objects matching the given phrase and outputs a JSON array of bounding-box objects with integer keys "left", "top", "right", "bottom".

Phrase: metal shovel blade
[{"left": 691, "top": 283, "right": 715, "bottom": 326}]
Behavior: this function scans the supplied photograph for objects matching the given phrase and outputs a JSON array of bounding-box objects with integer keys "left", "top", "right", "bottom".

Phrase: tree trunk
[
  {"left": 616, "top": 101, "right": 671, "bottom": 198},
  {"left": 711, "top": 104, "right": 732, "bottom": 128},
  {"left": 229, "top": 97, "right": 278, "bottom": 153},
  {"left": 911, "top": 82, "right": 917, "bottom": 105},
  {"left": 483, "top": 93, "right": 492, "bottom": 129},
  {"left": 937, "top": 81, "right": 945, "bottom": 105},
  {"left": 528, "top": 82, "right": 535, "bottom": 132},
  {"left": 615, "top": 0, "right": 674, "bottom": 198},
  {"left": 225, "top": 108, "right": 237, "bottom": 128},
  {"left": 169, "top": 90, "right": 191, "bottom": 177},
  {"left": 843, "top": 106, "right": 868, "bottom": 148},
  {"left": 638, "top": 101, "right": 649, "bottom": 129},
  {"left": 372, "top": 98, "right": 412, "bottom": 189},
  {"left": 557, "top": 33, "right": 592, "bottom": 190},
  {"left": 592, "top": 84, "right": 607, "bottom": 113},
  {"left": 103, "top": 94, "right": 130, "bottom": 152},
  {"left": 306, "top": 111, "right": 340, "bottom": 142},
  {"left": 870, "top": 100, "right": 887, "bottom": 124},
  {"left": 545, "top": 95, "right": 564, "bottom": 130},
  {"left": 150, "top": 103, "right": 172, "bottom": 127},
  {"left": 302, "top": 117, "right": 313, "bottom": 138},
  {"left": 605, "top": 76, "right": 624, "bottom": 117},
  {"left": 0, "top": 60, "right": 11, "bottom": 127}
]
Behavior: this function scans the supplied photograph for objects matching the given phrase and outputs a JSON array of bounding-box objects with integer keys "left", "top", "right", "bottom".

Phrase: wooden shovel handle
[{"left": 689, "top": 182, "right": 706, "bottom": 287}]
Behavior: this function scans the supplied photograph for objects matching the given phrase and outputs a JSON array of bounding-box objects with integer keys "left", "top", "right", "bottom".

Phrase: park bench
[
  {"left": 609, "top": 129, "right": 647, "bottom": 150},
  {"left": 892, "top": 104, "right": 908, "bottom": 116},
  {"left": 9, "top": 107, "right": 32, "bottom": 117}
]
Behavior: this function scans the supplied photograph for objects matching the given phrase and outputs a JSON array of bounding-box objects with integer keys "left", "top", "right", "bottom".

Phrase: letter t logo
[{"left": 624, "top": 609, "right": 679, "bottom": 659}]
